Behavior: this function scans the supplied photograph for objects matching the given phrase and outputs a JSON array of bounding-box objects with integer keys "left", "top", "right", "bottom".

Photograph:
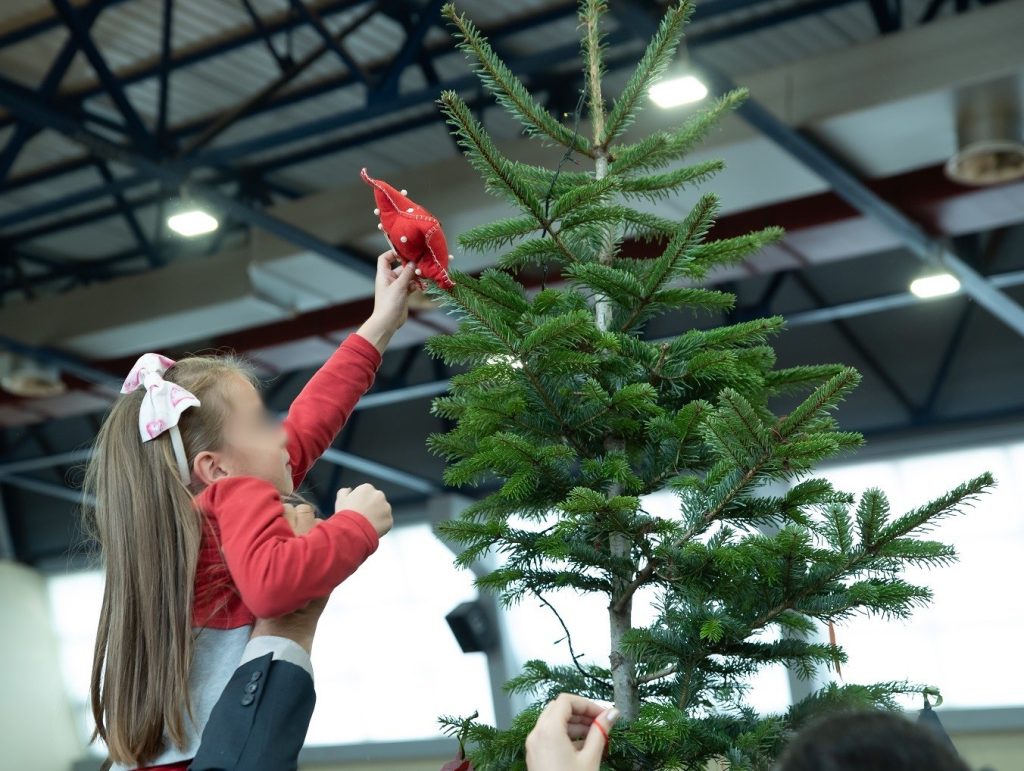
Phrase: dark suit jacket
[{"left": 189, "top": 653, "right": 316, "bottom": 771}]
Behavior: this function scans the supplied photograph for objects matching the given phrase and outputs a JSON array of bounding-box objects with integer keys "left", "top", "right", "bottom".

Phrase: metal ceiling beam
[
  {"left": 0, "top": 450, "right": 94, "bottom": 476},
  {"left": 0, "top": 3, "right": 567, "bottom": 195},
  {"left": 696, "top": 61, "right": 1024, "bottom": 340},
  {"left": 321, "top": 447, "right": 442, "bottom": 494},
  {"left": 792, "top": 271, "right": 918, "bottom": 414},
  {"left": 0, "top": 73, "right": 376, "bottom": 279},
  {"left": 372, "top": 0, "right": 446, "bottom": 100},
  {"left": 0, "top": 473, "right": 95, "bottom": 506},
  {"left": 157, "top": 0, "right": 175, "bottom": 144},
  {"left": 0, "top": 1, "right": 370, "bottom": 133},
  {"left": 94, "top": 160, "right": 162, "bottom": 267},
  {"left": 0, "top": 0, "right": 128, "bottom": 48},
  {"left": 288, "top": 0, "right": 371, "bottom": 84},
  {"left": 867, "top": 0, "right": 903, "bottom": 33},
  {"left": 176, "top": 2, "right": 379, "bottom": 158},
  {"left": 0, "top": 0, "right": 841, "bottom": 204},
  {"left": 0, "top": 443, "right": 440, "bottom": 498},
  {"left": 0, "top": 26, "right": 634, "bottom": 236},
  {"left": 240, "top": 0, "right": 294, "bottom": 73},
  {"left": 50, "top": 0, "right": 155, "bottom": 154},
  {"left": 0, "top": 1, "right": 109, "bottom": 184}
]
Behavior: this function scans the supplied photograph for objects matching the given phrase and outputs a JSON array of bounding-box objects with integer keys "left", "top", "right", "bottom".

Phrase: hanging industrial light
[
  {"left": 0, "top": 353, "right": 67, "bottom": 398},
  {"left": 945, "top": 77, "right": 1024, "bottom": 186},
  {"left": 910, "top": 272, "right": 961, "bottom": 299}
]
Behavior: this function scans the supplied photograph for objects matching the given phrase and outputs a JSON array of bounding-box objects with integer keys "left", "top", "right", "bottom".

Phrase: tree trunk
[{"left": 594, "top": 148, "right": 640, "bottom": 721}]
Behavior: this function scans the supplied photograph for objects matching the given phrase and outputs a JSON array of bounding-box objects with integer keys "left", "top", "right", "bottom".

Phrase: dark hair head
[{"left": 775, "top": 711, "right": 970, "bottom": 771}]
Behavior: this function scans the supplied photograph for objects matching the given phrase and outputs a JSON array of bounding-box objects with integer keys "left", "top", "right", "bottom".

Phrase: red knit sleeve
[
  {"left": 200, "top": 476, "right": 380, "bottom": 618},
  {"left": 284, "top": 333, "right": 381, "bottom": 487}
]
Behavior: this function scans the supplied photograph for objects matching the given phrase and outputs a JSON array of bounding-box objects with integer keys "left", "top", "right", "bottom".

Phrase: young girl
[{"left": 85, "top": 253, "right": 418, "bottom": 770}]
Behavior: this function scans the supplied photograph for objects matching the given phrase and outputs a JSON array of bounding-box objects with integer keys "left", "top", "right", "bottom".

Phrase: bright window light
[
  {"left": 815, "top": 441, "right": 1024, "bottom": 709},
  {"left": 167, "top": 209, "right": 219, "bottom": 237},
  {"left": 910, "top": 272, "right": 960, "bottom": 299},
  {"left": 649, "top": 75, "right": 708, "bottom": 109}
]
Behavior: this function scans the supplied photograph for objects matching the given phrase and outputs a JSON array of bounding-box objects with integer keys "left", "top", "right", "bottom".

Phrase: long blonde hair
[{"left": 83, "top": 354, "right": 255, "bottom": 767}]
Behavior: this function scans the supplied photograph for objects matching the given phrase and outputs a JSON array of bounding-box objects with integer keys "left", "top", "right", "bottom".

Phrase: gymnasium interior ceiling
[{"left": 1, "top": 0, "right": 1023, "bottom": 569}]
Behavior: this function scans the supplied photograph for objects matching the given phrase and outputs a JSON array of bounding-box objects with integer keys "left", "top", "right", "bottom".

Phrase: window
[
  {"left": 501, "top": 439, "right": 1024, "bottom": 715},
  {"left": 47, "top": 569, "right": 105, "bottom": 755},
  {"left": 305, "top": 523, "right": 494, "bottom": 744},
  {"left": 815, "top": 440, "right": 1024, "bottom": 710},
  {"left": 501, "top": 491, "right": 792, "bottom": 716}
]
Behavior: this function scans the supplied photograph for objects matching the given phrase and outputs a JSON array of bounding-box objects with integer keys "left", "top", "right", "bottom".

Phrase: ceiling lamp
[
  {"left": 910, "top": 273, "right": 961, "bottom": 299},
  {"left": 650, "top": 75, "right": 708, "bottom": 109},
  {"left": 0, "top": 354, "right": 67, "bottom": 398},
  {"left": 167, "top": 208, "right": 219, "bottom": 237},
  {"left": 945, "top": 78, "right": 1024, "bottom": 186}
]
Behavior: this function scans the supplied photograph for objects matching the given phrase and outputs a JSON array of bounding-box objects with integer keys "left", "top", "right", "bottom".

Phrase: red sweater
[{"left": 192, "top": 333, "right": 383, "bottom": 627}]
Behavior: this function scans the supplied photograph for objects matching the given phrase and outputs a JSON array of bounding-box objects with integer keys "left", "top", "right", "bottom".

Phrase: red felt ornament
[{"left": 361, "top": 168, "right": 455, "bottom": 290}]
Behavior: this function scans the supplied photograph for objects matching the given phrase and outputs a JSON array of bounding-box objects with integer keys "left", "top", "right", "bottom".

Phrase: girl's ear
[{"left": 193, "top": 450, "right": 230, "bottom": 487}]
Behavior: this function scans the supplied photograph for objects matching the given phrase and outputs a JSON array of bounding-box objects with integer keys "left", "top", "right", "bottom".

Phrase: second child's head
[{"left": 775, "top": 711, "right": 968, "bottom": 771}]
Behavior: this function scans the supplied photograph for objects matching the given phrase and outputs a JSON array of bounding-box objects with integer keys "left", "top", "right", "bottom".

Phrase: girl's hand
[
  {"left": 335, "top": 483, "right": 393, "bottom": 538},
  {"left": 525, "top": 693, "right": 619, "bottom": 771},
  {"left": 358, "top": 251, "right": 419, "bottom": 353}
]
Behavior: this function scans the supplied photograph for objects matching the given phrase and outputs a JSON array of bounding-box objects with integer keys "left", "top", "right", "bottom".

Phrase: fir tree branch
[
  {"left": 612, "top": 558, "right": 660, "bottom": 614},
  {"left": 617, "top": 193, "right": 718, "bottom": 333},
  {"left": 748, "top": 476, "right": 992, "bottom": 631},
  {"left": 603, "top": 0, "right": 691, "bottom": 144},
  {"left": 438, "top": 90, "right": 550, "bottom": 226},
  {"left": 454, "top": 277, "right": 592, "bottom": 456},
  {"left": 443, "top": 3, "right": 593, "bottom": 157},
  {"left": 675, "top": 369, "right": 862, "bottom": 543},
  {"left": 637, "top": 663, "right": 678, "bottom": 685},
  {"left": 531, "top": 588, "right": 612, "bottom": 688}
]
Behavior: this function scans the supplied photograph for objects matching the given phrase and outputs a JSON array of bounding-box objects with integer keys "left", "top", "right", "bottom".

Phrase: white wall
[{"left": 0, "top": 560, "right": 82, "bottom": 771}]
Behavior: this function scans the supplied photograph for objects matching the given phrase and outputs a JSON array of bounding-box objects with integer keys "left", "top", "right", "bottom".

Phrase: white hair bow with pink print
[{"left": 121, "top": 353, "right": 200, "bottom": 482}]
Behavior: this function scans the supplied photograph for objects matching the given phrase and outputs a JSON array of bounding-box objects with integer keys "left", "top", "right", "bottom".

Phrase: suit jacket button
[
  {"left": 245, "top": 682, "right": 259, "bottom": 694},
  {"left": 241, "top": 693, "right": 255, "bottom": 706},
  {"left": 249, "top": 671, "right": 262, "bottom": 682}
]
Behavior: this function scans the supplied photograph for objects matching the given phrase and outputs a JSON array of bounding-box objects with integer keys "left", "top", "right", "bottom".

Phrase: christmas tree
[{"left": 426, "top": 1, "right": 993, "bottom": 768}]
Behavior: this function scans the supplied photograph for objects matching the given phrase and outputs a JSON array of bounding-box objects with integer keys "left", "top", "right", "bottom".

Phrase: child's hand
[
  {"left": 336, "top": 483, "right": 393, "bottom": 538},
  {"left": 357, "top": 251, "right": 419, "bottom": 353}
]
